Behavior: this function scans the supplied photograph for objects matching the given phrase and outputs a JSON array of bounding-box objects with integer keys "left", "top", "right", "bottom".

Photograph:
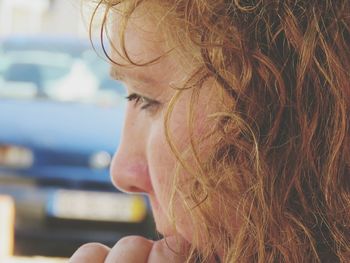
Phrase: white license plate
[{"left": 47, "top": 190, "right": 147, "bottom": 223}]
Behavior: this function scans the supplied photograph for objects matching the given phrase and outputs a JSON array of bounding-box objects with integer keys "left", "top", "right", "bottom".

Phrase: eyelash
[{"left": 125, "top": 93, "right": 160, "bottom": 111}]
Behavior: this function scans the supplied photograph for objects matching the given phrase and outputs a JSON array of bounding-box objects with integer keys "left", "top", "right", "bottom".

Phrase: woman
[{"left": 70, "top": 0, "right": 350, "bottom": 262}]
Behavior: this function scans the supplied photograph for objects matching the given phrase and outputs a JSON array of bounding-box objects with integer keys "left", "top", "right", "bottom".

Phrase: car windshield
[{"left": 0, "top": 38, "right": 125, "bottom": 106}]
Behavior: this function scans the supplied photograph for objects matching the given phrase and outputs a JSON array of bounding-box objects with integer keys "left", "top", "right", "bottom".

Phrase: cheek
[
  {"left": 147, "top": 90, "right": 214, "bottom": 200},
  {"left": 147, "top": 120, "right": 179, "bottom": 199},
  {"left": 145, "top": 86, "right": 220, "bottom": 241},
  {"left": 147, "top": 93, "right": 192, "bottom": 191}
]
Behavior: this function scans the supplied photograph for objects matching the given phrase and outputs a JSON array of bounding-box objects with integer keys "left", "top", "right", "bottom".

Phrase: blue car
[{"left": 0, "top": 36, "right": 154, "bottom": 257}]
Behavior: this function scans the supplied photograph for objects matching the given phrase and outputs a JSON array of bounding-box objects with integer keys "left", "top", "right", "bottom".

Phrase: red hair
[{"left": 91, "top": 0, "right": 350, "bottom": 261}]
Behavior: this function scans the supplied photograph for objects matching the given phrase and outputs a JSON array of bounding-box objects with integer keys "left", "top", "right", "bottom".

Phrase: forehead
[
  {"left": 110, "top": 5, "right": 167, "bottom": 64},
  {"left": 108, "top": 7, "right": 174, "bottom": 83},
  {"left": 108, "top": 6, "right": 196, "bottom": 87}
]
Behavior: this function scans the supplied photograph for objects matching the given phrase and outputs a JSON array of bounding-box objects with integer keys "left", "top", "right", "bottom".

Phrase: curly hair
[{"left": 90, "top": 0, "right": 350, "bottom": 262}]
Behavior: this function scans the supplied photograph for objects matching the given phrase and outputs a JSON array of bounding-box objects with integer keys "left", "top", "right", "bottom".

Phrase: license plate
[{"left": 47, "top": 190, "right": 147, "bottom": 223}]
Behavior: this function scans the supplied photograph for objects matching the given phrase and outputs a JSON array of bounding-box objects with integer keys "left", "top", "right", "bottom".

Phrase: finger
[
  {"left": 69, "top": 242, "right": 110, "bottom": 263},
  {"left": 147, "top": 236, "right": 189, "bottom": 262},
  {"left": 105, "top": 235, "right": 154, "bottom": 263}
]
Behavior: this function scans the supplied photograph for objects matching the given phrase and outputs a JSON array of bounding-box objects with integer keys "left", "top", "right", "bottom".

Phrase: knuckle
[
  {"left": 69, "top": 242, "right": 110, "bottom": 263},
  {"left": 104, "top": 236, "right": 153, "bottom": 262},
  {"left": 150, "top": 240, "right": 164, "bottom": 252},
  {"left": 151, "top": 239, "right": 172, "bottom": 255},
  {"left": 77, "top": 242, "right": 109, "bottom": 252},
  {"left": 116, "top": 235, "right": 152, "bottom": 247},
  {"left": 148, "top": 238, "right": 188, "bottom": 261}
]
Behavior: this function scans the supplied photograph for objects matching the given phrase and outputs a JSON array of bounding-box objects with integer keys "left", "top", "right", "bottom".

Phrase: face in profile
[{"left": 108, "top": 8, "right": 222, "bottom": 244}]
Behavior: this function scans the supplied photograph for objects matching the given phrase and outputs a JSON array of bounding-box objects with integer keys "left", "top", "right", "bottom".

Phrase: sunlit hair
[{"left": 90, "top": 0, "right": 350, "bottom": 262}]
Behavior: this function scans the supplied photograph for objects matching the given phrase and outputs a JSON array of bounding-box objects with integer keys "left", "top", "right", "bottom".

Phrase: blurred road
[{"left": 1, "top": 257, "right": 67, "bottom": 263}]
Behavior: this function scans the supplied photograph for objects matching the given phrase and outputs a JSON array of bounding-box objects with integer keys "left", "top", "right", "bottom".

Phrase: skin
[{"left": 70, "top": 7, "right": 220, "bottom": 263}]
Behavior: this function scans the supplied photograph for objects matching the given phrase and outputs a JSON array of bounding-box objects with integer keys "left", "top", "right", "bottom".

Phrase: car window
[{"left": 0, "top": 40, "right": 125, "bottom": 106}]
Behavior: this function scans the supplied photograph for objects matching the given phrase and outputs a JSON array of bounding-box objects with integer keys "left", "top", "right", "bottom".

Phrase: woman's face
[{"left": 109, "top": 9, "right": 218, "bottom": 243}]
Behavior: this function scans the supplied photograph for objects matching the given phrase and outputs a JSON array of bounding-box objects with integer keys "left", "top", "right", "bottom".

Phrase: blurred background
[{"left": 0, "top": 0, "right": 155, "bottom": 261}]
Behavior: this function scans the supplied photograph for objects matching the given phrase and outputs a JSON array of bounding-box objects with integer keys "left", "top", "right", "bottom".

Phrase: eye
[{"left": 125, "top": 93, "right": 161, "bottom": 112}]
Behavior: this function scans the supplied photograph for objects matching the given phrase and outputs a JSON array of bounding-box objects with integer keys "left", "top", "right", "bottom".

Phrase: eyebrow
[{"left": 109, "top": 66, "right": 158, "bottom": 85}]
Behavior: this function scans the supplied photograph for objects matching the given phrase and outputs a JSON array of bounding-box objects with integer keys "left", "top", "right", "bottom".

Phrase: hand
[{"left": 69, "top": 235, "right": 188, "bottom": 263}]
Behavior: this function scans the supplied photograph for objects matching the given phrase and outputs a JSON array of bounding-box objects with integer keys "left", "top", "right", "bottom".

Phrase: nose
[
  {"left": 110, "top": 150, "right": 152, "bottom": 194},
  {"left": 110, "top": 109, "right": 153, "bottom": 194}
]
